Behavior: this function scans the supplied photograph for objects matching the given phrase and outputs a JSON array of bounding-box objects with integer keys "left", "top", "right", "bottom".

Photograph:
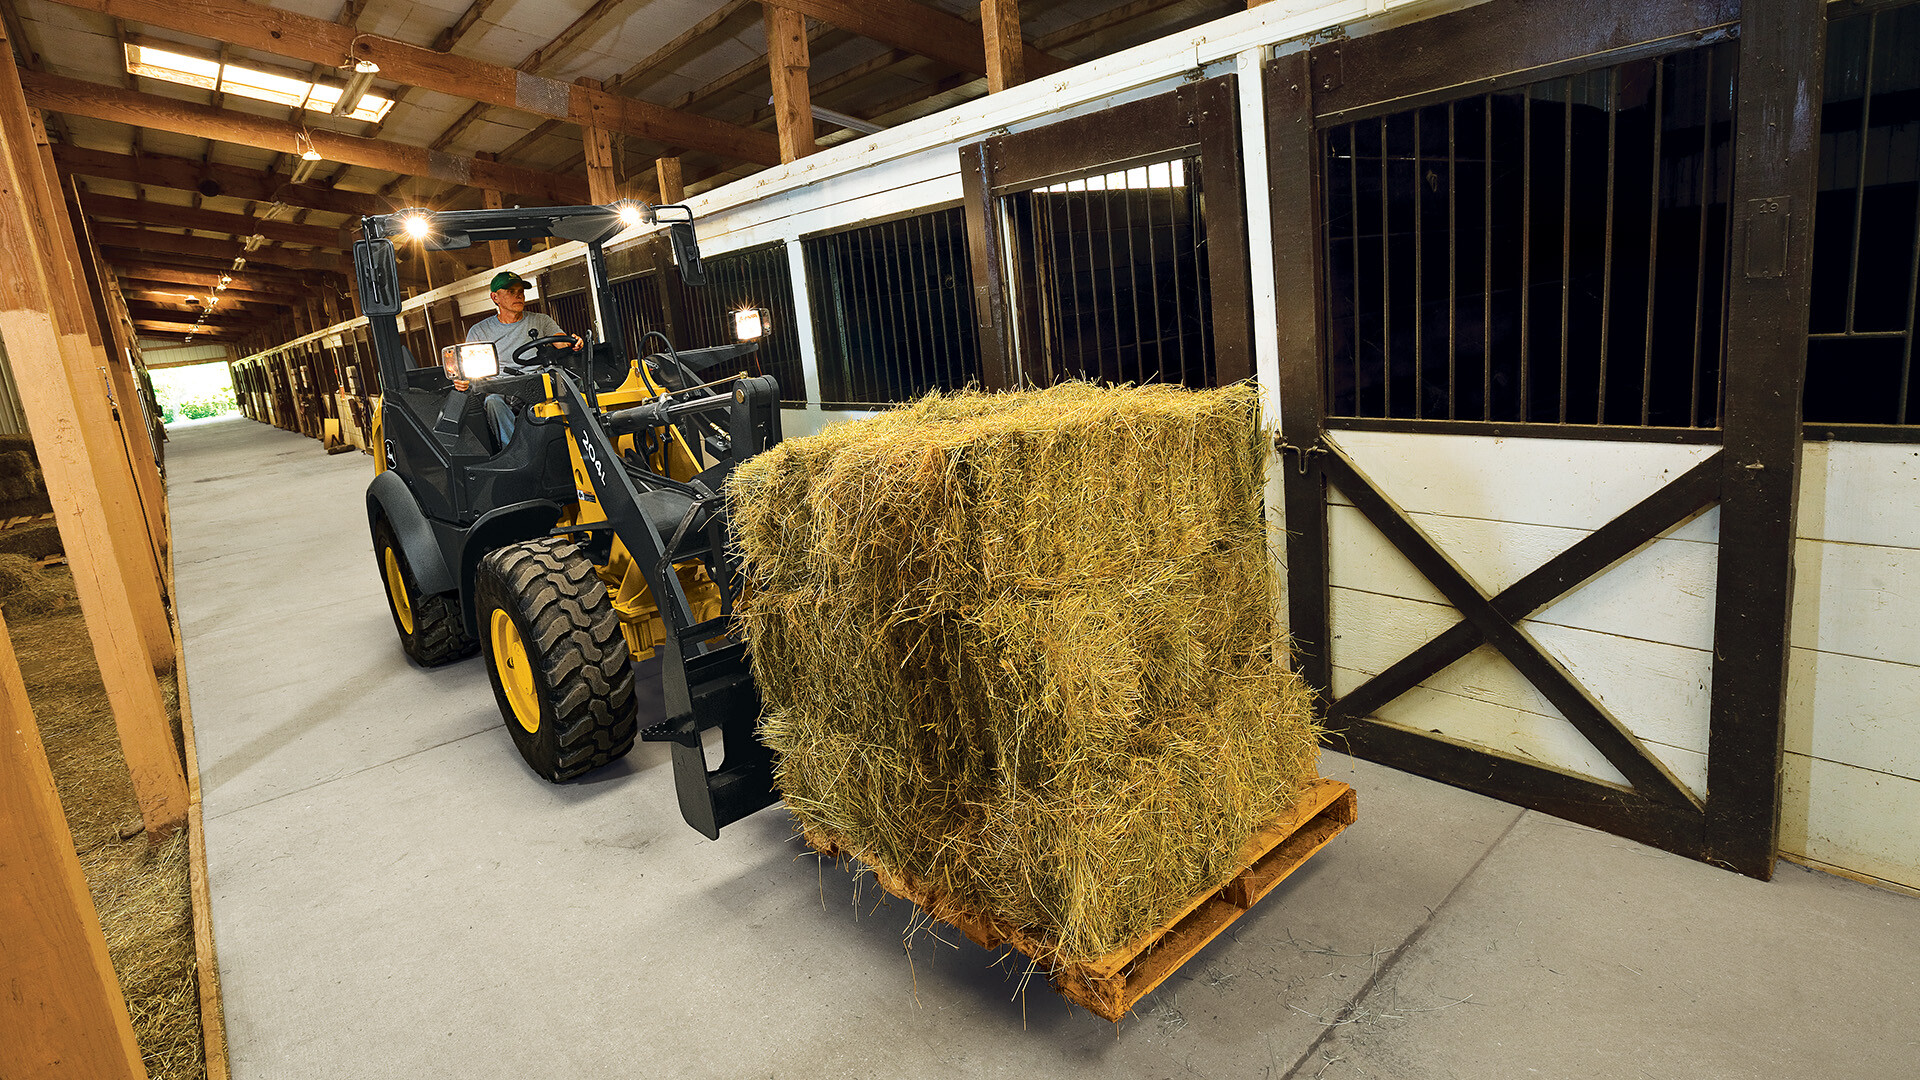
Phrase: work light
[
  {"left": 734, "top": 306, "right": 770, "bottom": 342},
  {"left": 441, "top": 341, "right": 500, "bottom": 382}
]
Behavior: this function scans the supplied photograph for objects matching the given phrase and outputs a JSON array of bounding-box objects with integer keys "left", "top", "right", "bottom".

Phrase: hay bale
[
  {"left": 0, "top": 448, "right": 44, "bottom": 504},
  {"left": 729, "top": 381, "right": 1319, "bottom": 963},
  {"left": 0, "top": 552, "right": 77, "bottom": 618}
]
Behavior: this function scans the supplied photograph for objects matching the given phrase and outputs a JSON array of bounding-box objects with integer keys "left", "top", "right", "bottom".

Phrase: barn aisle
[{"left": 167, "top": 416, "right": 1919, "bottom": 1080}]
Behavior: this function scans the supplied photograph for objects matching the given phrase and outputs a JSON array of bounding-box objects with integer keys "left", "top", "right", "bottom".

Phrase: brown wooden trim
[
  {"left": 1265, "top": 50, "right": 1333, "bottom": 701},
  {"left": 1331, "top": 718, "right": 1705, "bottom": 856},
  {"left": 958, "top": 141, "right": 1014, "bottom": 390},
  {"left": 1705, "top": 0, "right": 1827, "bottom": 879},
  {"left": 1329, "top": 417, "right": 1725, "bottom": 444},
  {"left": 1193, "top": 75, "right": 1253, "bottom": 386},
  {"left": 1324, "top": 447, "right": 1697, "bottom": 809},
  {"left": 1309, "top": 0, "right": 1740, "bottom": 122},
  {"left": 981, "top": 0, "right": 1026, "bottom": 93},
  {"left": 985, "top": 85, "right": 1202, "bottom": 194},
  {"left": 1802, "top": 423, "right": 1920, "bottom": 443}
]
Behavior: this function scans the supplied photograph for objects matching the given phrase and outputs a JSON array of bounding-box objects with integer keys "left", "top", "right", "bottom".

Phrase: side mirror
[
  {"left": 669, "top": 222, "right": 705, "bottom": 286},
  {"left": 353, "top": 238, "right": 402, "bottom": 316}
]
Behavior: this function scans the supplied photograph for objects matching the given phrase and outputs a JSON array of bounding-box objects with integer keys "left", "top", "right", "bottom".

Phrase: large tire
[
  {"left": 474, "top": 537, "right": 637, "bottom": 781},
  {"left": 374, "top": 517, "right": 475, "bottom": 667}
]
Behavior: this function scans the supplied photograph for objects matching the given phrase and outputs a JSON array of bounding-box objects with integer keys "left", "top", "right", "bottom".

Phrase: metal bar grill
[
  {"left": 1805, "top": 0, "right": 1920, "bottom": 428},
  {"left": 999, "top": 157, "right": 1215, "bottom": 388},
  {"left": 674, "top": 243, "right": 806, "bottom": 401},
  {"left": 800, "top": 207, "right": 979, "bottom": 408},
  {"left": 1323, "top": 40, "right": 1738, "bottom": 428}
]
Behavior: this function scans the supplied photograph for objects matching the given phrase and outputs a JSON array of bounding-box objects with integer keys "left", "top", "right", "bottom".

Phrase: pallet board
[{"left": 803, "top": 776, "right": 1357, "bottom": 1022}]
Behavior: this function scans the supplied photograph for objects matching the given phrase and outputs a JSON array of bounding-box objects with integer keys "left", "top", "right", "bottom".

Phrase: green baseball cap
[{"left": 489, "top": 271, "right": 528, "bottom": 292}]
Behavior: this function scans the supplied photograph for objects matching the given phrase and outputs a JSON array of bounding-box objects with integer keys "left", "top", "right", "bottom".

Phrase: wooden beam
[
  {"left": 44, "top": 0, "right": 782, "bottom": 166},
  {"left": 134, "top": 318, "right": 263, "bottom": 335},
  {"left": 765, "top": 5, "right": 817, "bottom": 163},
  {"left": 0, "top": 30, "right": 188, "bottom": 835},
  {"left": 82, "top": 192, "right": 344, "bottom": 249},
  {"left": 55, "top": 145, "right": 388, "bottom": 218},
  {"left": 0, "top": 611, "right": 149, "bottom": 1080},
  {"left": 433, "top": 0, "right": 505, "bottom": 51},
  {"left": 477, "top": 155, "right": 512, "bottom": 267},
  {"left": 981, "top": 0, "right": 1024, "bottom": 93},
  {"left": 656, "top": 156, "right": 684, "bottom": 202},
  {"left": 21, "top": 72, "right": 590, "bottom": 205},
  {"left": 91, "top": 226, "right": 346, "bottom": 272},
  {"left": 770, "top": 0, "right": 1065, "bottom": 80},
  {"left": 579, "top": 78, "right": 620, "bottom": 204},
  {"left": 115, "top": 264, "right": 307, "bottom": 296}
]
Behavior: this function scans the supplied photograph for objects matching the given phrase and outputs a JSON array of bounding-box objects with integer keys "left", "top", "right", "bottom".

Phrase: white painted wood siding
[{"left": 1781, "top": 441, "right": 1920, "bottom": 892}]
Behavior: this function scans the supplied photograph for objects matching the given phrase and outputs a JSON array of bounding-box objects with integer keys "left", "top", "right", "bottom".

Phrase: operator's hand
[{"left": 556, "top": 334, "right": 584, "bottom": 350}]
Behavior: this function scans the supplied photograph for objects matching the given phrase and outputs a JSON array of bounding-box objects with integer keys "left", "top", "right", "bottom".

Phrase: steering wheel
[{"left": 509, "top": 333, "right": 577, "bottom": 365}]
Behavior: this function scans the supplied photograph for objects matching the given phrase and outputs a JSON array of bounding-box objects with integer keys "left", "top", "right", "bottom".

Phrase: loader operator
[{"left": 460, "top": 270, "right": 583, "bottom": 447}]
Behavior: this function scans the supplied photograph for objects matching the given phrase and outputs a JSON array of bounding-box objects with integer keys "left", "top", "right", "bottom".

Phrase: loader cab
[{"left": 353, "top": 202, "right": 707, "bottom": 525}]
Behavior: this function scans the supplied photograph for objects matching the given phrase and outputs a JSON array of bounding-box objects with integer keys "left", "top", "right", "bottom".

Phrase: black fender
[
  {"left": 455, "top": 500, "right": 565, "bottom": 636},
  {"left": 366, "top": 471, "right": 456, "bottom": 596}
]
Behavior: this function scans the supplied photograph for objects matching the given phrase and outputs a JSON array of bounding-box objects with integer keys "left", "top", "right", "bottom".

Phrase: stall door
[{"left": 1267, "top": 0, "right": 1824, "bottom": 876}]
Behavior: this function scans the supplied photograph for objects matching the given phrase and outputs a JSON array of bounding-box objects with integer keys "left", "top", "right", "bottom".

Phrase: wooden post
[
  {"left": 655, "top": 156, "right": 684, "bottom": 203},
  {"left": 478, "top": 153, "right": 513, "bottom": 265},
  {"left": 0, "top": 612, "right": 150, "bottom": 1080},
  {"left": 764, "top": 4, "right": 817, "bottom": 163},
  {"left": 981, "top": 0, "right": 1025, "bottom": 93},
  {"left": 0, "top": 25, "right": 175, "bottom": 669},
  {"left": 579, "top": 78, "right": 619, "bottom": 205},
  {"left": 0, "top": 36, "right": 189, "bottom": 838}
]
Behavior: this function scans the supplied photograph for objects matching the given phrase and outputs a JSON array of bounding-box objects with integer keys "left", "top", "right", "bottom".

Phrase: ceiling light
[
  {"left": 289, "top": 156, "right": 321, "bottom": 185},
  {"left": 354, "top": 59, "right": 379, "bottom": 74}
]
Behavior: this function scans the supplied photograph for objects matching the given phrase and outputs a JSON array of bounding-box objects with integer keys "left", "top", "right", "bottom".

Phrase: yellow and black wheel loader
[{"left": 355, "top": 202, "right": 780, "bottom": 838}]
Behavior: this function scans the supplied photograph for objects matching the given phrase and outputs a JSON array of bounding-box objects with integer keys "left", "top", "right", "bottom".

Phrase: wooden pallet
[
  {"left": 0, "top": 512, "right": 56, "bottom": 531},
  {"left": 803, "top": 776, "right": 1357, "bottom": 1022}
]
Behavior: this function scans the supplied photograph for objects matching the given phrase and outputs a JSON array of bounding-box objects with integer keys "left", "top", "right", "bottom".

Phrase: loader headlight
[
  {"left": 441, "top": 341, "right": 500, "bottom": 382},
  {"left": 733, "top": 306, "right": 770, "bottom": 342}
]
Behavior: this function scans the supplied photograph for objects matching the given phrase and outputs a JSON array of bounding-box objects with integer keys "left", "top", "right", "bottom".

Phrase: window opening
[
  {"left": 1805, "top": 1, "right": 1920, "bottom": 428},
  {"left": 1000, "top": 156, "right": 1214, "bottom": 388},
  {"left": 1323, "top": 40, "right": 1738, "bottom": 427},
  {"left": 674, "top": 243, "right": 806, "bottom": 405},
  {"left": 802, "top": 206, "right": 979, "bottom": 407}
]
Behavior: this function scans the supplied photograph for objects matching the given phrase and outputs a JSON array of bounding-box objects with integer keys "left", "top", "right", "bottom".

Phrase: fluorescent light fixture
[
  {"left": 441, "top": 341, "right": 500, "bottom": 382},
  {"left": 765, "top": 96, "right": 885, "bottom": 135},
  {"left": 125, "top": 43, "right": 392, "bottom": 121},
  {"left": 289, "top": 155, "right": 321, "bottom": 184},
  {"left": 333, "top": 66, "right": 376, "bottom": 117},
  {"left": 733, "top": 307, "right": 770, "bottom": 342}
]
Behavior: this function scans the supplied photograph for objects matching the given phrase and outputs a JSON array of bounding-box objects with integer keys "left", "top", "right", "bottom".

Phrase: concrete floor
[{"left": 170, "top": 416, "right": 1920, "bottom": 1080}]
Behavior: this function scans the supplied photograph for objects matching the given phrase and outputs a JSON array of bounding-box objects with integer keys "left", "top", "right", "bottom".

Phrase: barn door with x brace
[
  {"left": 1266, "top": 0, "right": 1825, "bottom": 877},
  {"left": 959, "top": 74, "right": 1254, "bottom": 390}
]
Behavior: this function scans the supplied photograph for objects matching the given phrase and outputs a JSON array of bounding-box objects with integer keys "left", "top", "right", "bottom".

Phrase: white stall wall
[{"left": 1781, "top": 441, "right": 1920, "bottom": 894}]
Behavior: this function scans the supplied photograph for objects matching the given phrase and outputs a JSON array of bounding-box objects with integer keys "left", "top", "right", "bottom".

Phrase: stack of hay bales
[{"left": 728, "top": 381, "right": 1319, "bottom": 964}]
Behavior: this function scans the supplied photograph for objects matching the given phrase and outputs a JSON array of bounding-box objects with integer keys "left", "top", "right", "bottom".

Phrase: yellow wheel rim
[
  {"left": 383, "top": 547, "right": 415, "bottom": 635},
  {"left": 490, "top": 608, "right": 540, "bottom": 734}
]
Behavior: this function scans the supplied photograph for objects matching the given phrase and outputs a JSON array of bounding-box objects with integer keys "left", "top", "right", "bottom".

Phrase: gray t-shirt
[{"left": 465, "top": 312, "right": 566, "bottom": 368}]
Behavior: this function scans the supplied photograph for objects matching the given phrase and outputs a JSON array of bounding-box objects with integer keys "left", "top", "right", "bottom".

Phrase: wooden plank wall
[{"left": 1780, "top": 441, "right": 1920, "bottom": 892}]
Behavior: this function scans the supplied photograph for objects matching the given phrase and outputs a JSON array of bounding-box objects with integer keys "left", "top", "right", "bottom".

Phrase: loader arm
[{"left": 548, "top": 369, "right": 782, "bottom": 838}]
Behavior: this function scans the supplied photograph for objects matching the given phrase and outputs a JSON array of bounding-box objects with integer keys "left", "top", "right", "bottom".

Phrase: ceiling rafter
[
  {"left": 22, "top": 70, "right": 591, "bottom": 203},
  {"left": 44, "top": 0, "right": 782, "bottom": 165},
  {"left": 53, "top": 145, "right": 390, "bottom": 217},
  {"left": 82, "top": 191, "right": 344, "bottom": 248}
]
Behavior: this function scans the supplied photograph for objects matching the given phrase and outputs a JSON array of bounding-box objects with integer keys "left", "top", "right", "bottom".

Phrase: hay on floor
[{"left": 728, "top": 381, "right": 1319, "bottom": 964}]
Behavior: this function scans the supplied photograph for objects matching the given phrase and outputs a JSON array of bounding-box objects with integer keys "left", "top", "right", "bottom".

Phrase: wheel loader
[{"left": 353, "top": 202, "right": 780, "bottom": 838}]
